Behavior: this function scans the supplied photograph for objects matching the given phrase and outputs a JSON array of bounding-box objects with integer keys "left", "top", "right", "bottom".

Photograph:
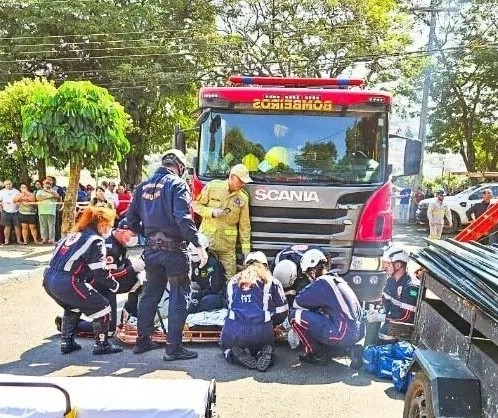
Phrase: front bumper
[{"left": 343, "top": 270, "right": 387, "bottom": 303}]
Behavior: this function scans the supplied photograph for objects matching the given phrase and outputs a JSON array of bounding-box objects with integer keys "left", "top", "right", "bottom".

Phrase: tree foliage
[
  {"left": 0, "top": 78, "right": 56, "bottom": 183},
  {"left": 213, "top": 0, "right": 419, "bottom": 83},
  {"left": 0, "top": 0, "right": 217, "bottom": 184},
  {"left": 427, "top": 0, "right": 498, "bottom": 172},
  {"left": 22, "top": 80, "right": 130, "bottom": 233}
]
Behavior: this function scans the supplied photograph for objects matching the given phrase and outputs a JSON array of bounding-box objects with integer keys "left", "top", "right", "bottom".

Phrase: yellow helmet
[
  {"left": 242, "top": 153, "right": 260, "bottom": 171},
  {"left": 264, "top": 146, "right": 290, "bottom": 168}
]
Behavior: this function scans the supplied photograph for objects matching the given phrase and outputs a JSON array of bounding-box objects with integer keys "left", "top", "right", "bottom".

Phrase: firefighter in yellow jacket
[{"left": 192, "top": 164, "right": 252, "bottom": 278}]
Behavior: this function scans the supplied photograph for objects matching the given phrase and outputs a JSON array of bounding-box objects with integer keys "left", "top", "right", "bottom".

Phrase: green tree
[
  {"left": 295, "top": 141, "right": 338, "bottom": 171},
  {"left": 22, "top": 81, "right": 130, "bottom": 234},
  {"left": 0, "top": 78, "right": 56, "bottom": 184},
  {"left": 213, "top": 0, "right": 417, "bottom": 82},
  {"left": 427, "top": 0, "right": 498, "bottom": 172},
  {"left": 0, "top": 0, "right": 217, "bottom": 184}
]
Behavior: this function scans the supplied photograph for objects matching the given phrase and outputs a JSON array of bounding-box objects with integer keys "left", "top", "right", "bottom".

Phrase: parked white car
[{"left": 416, "top": 183, "right": 498, "bottom": 233}]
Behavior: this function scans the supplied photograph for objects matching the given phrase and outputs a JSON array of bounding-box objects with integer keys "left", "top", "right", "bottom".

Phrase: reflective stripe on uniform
[
  {"left": 63, "top": 235, "right": 103, "bottom": 271},
  {"left": 294, "top": 309, "right": 303, "bottom": 325},
  {"left": 227, "top": 277, "right": 235, "bottom": 319},
  {"left": 88, "top": 261, "right": 106, "bottom": 270},
  {"left": 263, "top": 280, "right": 272, "bottom": 322},
  {"left": 322, "top": 276, "right": 355, "bottom": 321},
  {"left": 382, "top": 292, "right": 416, "bottom": 312},
  {"left": 86, "top": 305, "right": 112, "bottom": 320},
  {"left": 275, "top": 305, "right": 288, "bottom": 313}
]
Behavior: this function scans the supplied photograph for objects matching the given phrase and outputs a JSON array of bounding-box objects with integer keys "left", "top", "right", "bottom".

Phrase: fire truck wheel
[{"left": 403, "top": 371, "right": 435, "bottom": 418}]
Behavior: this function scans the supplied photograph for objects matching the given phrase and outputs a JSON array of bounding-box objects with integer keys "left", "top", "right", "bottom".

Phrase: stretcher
[
  {"left": 0, "top": 374, "right": 216, "bottom": 418},
  {"left": 115, "top": 322, "right": 288, "bottom": 345}
]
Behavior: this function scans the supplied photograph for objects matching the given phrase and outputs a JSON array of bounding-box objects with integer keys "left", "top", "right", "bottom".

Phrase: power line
[
  {"left": 0, "top": 41, "right": 494, "bottom": 65},
  {"left": 0, "top": 21, "right": 415, "bottom": 42}
]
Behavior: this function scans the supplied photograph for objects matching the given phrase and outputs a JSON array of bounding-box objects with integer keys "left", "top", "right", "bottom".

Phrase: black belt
[{"left": 145, "top": 232, "right": 187, "bottom": 251}]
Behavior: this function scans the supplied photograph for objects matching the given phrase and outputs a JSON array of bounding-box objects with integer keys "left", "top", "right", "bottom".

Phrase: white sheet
[{"left": 0, "top": 374, "right": 213, "bottom": 418}]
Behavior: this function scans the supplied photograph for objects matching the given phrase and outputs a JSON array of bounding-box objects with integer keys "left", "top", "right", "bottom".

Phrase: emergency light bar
[{"left": 229, "top": 75, "right": 365, "bottom": 88}]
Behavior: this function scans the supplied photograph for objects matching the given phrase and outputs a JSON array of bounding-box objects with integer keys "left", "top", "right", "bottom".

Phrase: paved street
[{"left": 0, "top": 225, "right": 427, "bottom": 417}]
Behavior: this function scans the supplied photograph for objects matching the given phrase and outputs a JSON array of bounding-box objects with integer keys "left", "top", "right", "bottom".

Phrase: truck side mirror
[
  {"left": 403, "top": 138, "right": 422, "bottom": 176},
  {"left": 174, "top": 130, "right": 186, "bottom": 154}
]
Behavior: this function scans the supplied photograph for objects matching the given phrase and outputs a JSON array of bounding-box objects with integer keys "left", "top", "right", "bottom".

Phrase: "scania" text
[{"left": 254, "top": 189, "right": 320, "bottom": 202}]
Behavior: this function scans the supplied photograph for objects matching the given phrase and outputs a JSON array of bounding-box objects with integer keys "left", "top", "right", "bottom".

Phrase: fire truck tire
[{"left": 403, "top": 371, "right": 435, "bottom": 418}]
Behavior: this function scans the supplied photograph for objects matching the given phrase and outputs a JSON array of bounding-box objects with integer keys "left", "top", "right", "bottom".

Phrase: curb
[{"left": 0, "top": 267, "right": 46, "bottom": 288}]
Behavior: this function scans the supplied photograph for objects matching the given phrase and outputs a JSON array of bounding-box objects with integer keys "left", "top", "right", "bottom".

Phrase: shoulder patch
[
  {"left": 64, "top": 232, "right": 82, "bottom": 246},
  {"left": 409, "top": 288, "right": 419, "bottom": 297}
]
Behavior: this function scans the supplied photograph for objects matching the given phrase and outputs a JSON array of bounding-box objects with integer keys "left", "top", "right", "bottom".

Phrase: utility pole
[
  {"left": 414, "top": 2, "right": 459, "bottom": 187},
  {"left": 416, "top": 2, "right": 438, "bottom": 187}
]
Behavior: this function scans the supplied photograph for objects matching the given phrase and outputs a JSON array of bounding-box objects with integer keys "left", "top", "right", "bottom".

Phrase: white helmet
[
  {"left": 162, "top": 149, "right": 187, "bottom": 167},
  {"left": 300, "top": 249, "right": 327, "bottom": 272},
  {"left": 273, "top": 259, "right": 298, "bottom": 288},
  {"left": 383, "top": 245, "right": 409, "bottom": 264},
  {"left": 244, "top": 251, "right": 268, "bottom": 266}
]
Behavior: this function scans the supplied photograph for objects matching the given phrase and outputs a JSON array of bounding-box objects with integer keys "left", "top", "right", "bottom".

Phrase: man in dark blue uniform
[
  {"left": 289, "top": 272, "right": 365, "bottom": 368},
  {"left": 127, "top": 149, "right": 208, "bottom": 361},
  {"left": 367, "top": 245, "right": 419, "bottom": 343}
]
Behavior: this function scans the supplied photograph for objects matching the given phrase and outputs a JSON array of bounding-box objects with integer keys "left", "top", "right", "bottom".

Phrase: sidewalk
[
  {"left": 0, "top": 243, "right": 143, "bottom": 287},
  {"left": 0, "top": 244, "right": 53, "bottom": 287}
]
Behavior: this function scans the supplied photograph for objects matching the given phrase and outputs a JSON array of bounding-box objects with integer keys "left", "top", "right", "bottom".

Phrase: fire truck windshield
[{"left": 197, "top": 110, "right": 387, "bottom": 185}]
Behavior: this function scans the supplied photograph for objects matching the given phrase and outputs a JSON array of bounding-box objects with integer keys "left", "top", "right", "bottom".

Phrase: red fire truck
[{"left": 176, "top": 76, "right": 420, "bottom": 302}]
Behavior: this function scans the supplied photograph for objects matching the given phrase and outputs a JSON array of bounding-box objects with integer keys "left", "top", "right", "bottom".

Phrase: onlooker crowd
[{"left": 0, "top": 177, "right": 133, "bottom": 245}]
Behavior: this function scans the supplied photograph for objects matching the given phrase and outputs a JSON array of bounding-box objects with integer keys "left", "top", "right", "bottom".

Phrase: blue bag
[
  {"left": 377, "top": 355, "right": 394, "bottom": 379},
  {"left": 392, "top": 359, "right": 412, "bottom": 392}
]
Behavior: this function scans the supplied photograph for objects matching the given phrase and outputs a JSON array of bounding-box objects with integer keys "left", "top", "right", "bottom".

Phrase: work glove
[
  {"left": 366, "top": 310, "right": 386, "bottom": 323},
  {"left": 130, "top": 256, "right": 145, "bottom": 272},
  {"left": 196, "top": 246, "right": 209, "bottom": 268},
  {"left": 211, "top": 208, "right": 227, "bottom": 218}
]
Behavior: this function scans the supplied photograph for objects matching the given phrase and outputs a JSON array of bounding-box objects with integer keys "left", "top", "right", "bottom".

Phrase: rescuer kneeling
[
  {"left": 289, "top": 250, "right": 365, "bottom": 369},
  {"left": 43, "top": 206, "right": 123, "bottom": 355},
  {"left": 221, "top": 252, "right": 288, "bottom": 372}
]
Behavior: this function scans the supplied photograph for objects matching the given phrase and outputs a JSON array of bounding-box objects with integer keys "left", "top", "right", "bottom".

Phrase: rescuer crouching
[
  {"left": 288, "top": 249, "right": 365, "bottom": 369},
  {"left": 43, "top": 206, "right": 123, "bottom": 356}
]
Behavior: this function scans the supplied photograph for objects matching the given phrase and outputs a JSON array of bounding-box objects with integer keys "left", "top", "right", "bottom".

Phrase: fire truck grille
[{"left": 249, "top": 206, "right": 348, "bottom": 245}]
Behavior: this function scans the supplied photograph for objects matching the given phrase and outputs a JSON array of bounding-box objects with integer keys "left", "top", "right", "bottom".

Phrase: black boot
[
  {"left": 133, "top": 335, "right": 161, "bottom": 354},
  {"left": 93, "top": 318, "right": 123, "bottom": 355},
  {"left": 60, "top": 311, "right": 82, "bottom": 354}
]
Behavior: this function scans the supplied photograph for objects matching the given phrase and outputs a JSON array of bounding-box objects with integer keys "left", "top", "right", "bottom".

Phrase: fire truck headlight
[
  {"left": 350, "top": 256, "right": 382, "bottom": 271},
  {"left": 352, "top": 275, "right": 362, "bottom": 285}
]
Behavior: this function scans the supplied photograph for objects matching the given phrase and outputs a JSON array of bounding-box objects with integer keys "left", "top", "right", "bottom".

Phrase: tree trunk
[
  {"left": 19, "top": 161, "right": 30, "bottom": 186},
  {"left": 61, "top": 158, "right": 82, "bottom": 237},
  {"left": 36, "top": 158, "right": 46, "bottom": 181},
  {"left": 118, "top": 152, "right": 144, "bottom": 186}
]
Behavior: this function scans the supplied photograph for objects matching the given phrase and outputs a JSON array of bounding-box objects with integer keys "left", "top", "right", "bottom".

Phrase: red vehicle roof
[{"left": 200, "top": 86, "right": 392, "bottom": 106}]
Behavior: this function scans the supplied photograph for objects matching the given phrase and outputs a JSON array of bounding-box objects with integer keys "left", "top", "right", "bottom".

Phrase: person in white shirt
[
  {"left": 427, "top": 189, "right": 452, "bottom": 239},
  {"left": 0, "top": 179, "right": 22, "bottom": 245}
]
